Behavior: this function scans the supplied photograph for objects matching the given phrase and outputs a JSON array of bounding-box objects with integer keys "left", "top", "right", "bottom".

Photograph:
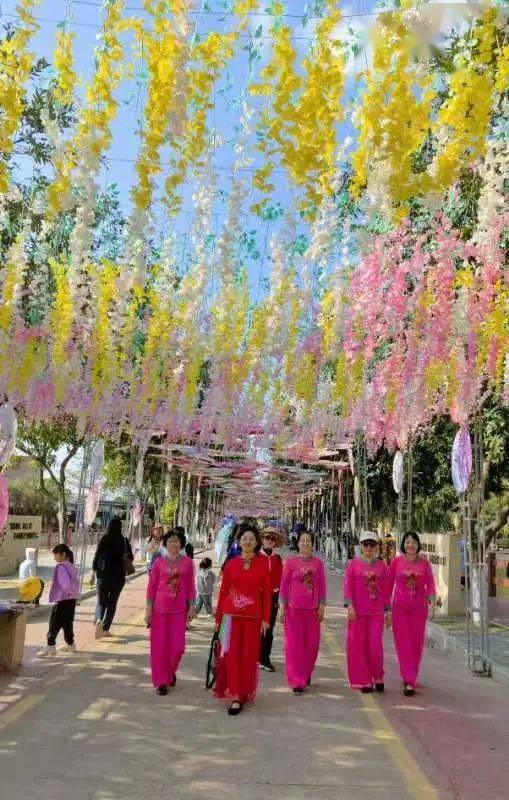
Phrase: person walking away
[
  {"left": 145, "top": 523, "right": 164, "bottom": 573},
  {"left": 92, "top": 517, "right": 128, "bottom": 639},
  {"left": 184, "top": 539, "right": 194, "bottom": 561},
  {"left": 279, "top": 530, "right": 326, "bottom": 694},
  {"left": 259, "top": 527, "right": 283, "bottom": 672},
  {"left": 37, "top": 544, "right": 79, "bottom": 657},
  {"left": 344, "top": 531, "right": 389, "bottom": 693},
  {"left": 214, "top": 523, "right": 271, "bottom": 716},
  {"left": 145, "top": 529, "right": 196, "bottom": 695},
  {"left": 386, "top": 531, "right": 436, "bottom": 696},
  {"left": 196, "top": 557, "right": 216, "bottom": 616},
  {"left": 18, "top": 547, "right": 44, "bottom": 604}
]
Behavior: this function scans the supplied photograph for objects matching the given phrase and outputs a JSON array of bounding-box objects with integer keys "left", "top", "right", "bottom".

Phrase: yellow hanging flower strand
[
  {"left": 53, "top": 28, "right": 77, "bottom": 106},
  {"left": 427, "top": 6, "right": 499, "bottom": 194},
  {"left": 0, "top": 0, "right": 40, "bottom": 193},
  {"left": 131, "top": 1, "right": 191, "bottom": 213},
  {"left": 350, "top": 1, "right": 434, "bottom": 216},
  {"left": 47, "top": 0, "right": 128, "bottom": 218}
]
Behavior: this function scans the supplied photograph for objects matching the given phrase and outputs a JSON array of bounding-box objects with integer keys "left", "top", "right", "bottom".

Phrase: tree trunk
[{"left": 58, "top": 484, "right": 68, "bottom": 544}]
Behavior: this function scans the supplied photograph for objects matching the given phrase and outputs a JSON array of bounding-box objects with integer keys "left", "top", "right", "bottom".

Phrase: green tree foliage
[{"left": 15, "top": 416, "right": 84, "bottom": 542}]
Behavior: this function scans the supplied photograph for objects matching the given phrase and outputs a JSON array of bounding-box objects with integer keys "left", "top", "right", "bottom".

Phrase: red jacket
[
  {"left": 261, "top": 549, "right": 283, "bottom": 594},
  {"left": 216, "top": 554, "right": 272, "bottom": 624}
]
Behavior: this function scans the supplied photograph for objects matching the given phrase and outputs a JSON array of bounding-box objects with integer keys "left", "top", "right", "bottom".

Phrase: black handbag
[
  {"left": 123, "top": 539, "right": 135, "bottom": 576},
  {"left": 205, "top": 631, "right": 220, "bottom": 690}
]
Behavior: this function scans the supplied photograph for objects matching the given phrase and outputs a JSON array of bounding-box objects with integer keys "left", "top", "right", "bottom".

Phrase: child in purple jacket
[{"left": 37, "top": 544, "right": 79, "bottom": 657}]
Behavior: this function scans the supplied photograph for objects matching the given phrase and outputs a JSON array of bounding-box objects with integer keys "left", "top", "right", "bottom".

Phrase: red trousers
[{"left": 214, "top": 616, "right": 261, "bottom": 704}]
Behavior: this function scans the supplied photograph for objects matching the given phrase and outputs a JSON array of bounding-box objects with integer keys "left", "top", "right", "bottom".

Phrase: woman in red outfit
[{"left": 214, "top": 523, "right": 271, "bottom": 716}]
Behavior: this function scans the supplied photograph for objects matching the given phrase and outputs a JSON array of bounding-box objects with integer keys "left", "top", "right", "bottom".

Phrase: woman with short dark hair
[
  {"left": 386, "top": 531, "right": 436, "bottom": 696},
  {"left": 214, "top": 523, "right": 271, "bottom": 715},
  {"left": 279, "top": 529, "right": 326, "bottom": 694},
  {"left": 145, "top": 530, "right": 196, "bottom": 695}
]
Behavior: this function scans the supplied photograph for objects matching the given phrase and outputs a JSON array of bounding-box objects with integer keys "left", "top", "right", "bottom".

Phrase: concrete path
[{"left": 0, "top": 563, "right": 508, "bottom": 800}]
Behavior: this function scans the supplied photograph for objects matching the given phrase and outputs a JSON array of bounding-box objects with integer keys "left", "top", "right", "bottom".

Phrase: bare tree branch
[
  {"left": 16, "top": 441, "right": 60, "bottom": 487},
  {"left": 485, "top": 500, "right": 509, "bottom": 548}
]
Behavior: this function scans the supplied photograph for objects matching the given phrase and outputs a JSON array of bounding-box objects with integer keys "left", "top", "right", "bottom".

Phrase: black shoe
[
  {"left": 361, "top": 686, "right": 373, "bottom": 694},
  {"left": 403, "top": 685, "right": 415, "bottom": 697},
  {"left": 375, "top": 683, "right": 384, "bottom": 693},
  {"left": 292, "top": 687, "right": 304, "bottom": 694},
  {"left": 260, "top": 661, "right": 275, "bottom": 672},
  {"left": 227, "top": 702, "right": 243, "bottom": 716},
  {"left": 157, "top": 685, "right": 168, "bottom": 696},
  {"left": 170, "top": 674, "right": 176, "bottom": 688}
]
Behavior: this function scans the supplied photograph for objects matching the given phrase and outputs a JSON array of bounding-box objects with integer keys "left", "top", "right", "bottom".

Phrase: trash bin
[{"left": 0, "top": 607, "right": 27, "bottom": 671}]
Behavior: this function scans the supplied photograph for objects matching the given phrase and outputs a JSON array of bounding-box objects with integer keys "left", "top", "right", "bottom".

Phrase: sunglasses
[
  {"left": 362, "top": 541, "right": 377, "bottom": 547},
  {"left": 263, "top": 535, "right": 276, "bottom": 541}
]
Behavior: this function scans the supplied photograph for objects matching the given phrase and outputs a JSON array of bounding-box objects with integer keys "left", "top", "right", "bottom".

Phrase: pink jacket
[
  {"left": 49, "top": 561, "right": 79, "bottom": 603},
  {"left": 279, "top": 556, "right": 327, "bottom": 610},
  {"left": 343, "top": 557, "right": 388, "bottom": 616},
  {"left": 147, "top": 554, "right": 196, "bottom": 614},
  {"left": 386, "top": 555, "right": 436, "bottom": 611}
]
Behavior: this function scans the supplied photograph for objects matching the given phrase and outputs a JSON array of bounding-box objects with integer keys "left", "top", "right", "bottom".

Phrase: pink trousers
[
  {"left": 392, "top": 605, "right": 427, "bottom": 689},
  {"left": 346, "top": 613, "right": 384, "bottom": 689},
  {"left": 150, "top": 610, "right": 187, "bottom": 688},
  {"left": 284, "top": 606, "right": 320, "bottom": 689}
]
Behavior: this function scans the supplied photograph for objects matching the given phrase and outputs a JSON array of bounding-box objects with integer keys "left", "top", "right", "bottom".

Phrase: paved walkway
[{"left": 1, "top": 563, "right": 508, "bottom": 800}]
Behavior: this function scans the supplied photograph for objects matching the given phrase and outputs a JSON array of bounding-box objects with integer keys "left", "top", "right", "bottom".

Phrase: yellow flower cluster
[
  {"left": 49, "top": 257, "right": 73, "bottom": 400},
  {"left": 0, "top": 236, "right": 24, "bottom": 333},
  {"left": 0, "top": 0, "right": 39, "bottom": 193},
  {"left": 350, "top": 5, "right": 434, "bottom": 216},
  {"left": 251, "top": 2, "right": 344, "bottom": 211},
  {"left": 48, "top": 0, "right": 127, "bottom": 217},
  {"left": 165, "top": 31, "right": 236, "bottom": 213},
  {"left": 428, "top": 7, "right": 498, "bottom": 192},
  {"left": 287, "top": 2, "right": 345, "bottom": 204},
  {"left": 53, "top": 29, "right": 77, "bottom": 106},
  {"left": 250, "top": 23, "right": 299, "bottom": 212},
  {"left": 132, "top": 1, "right": 190, "bottom": 212},
  {"left": 90, "top": 261, "right": 118, "bottom": 393},
  {"left": 495, "top": 43, "right": 509, "bottom": 93}
]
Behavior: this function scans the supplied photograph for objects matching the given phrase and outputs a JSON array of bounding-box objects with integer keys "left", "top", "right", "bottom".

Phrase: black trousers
[
  {"left": 47, "top": 599, "right": 76, "bottom": 646},
  {"left": 260, "top": 592, "right": 279, "bottom": 665},
  {"left": 96, "top": 577, "right": 125, "bottom": 631}
]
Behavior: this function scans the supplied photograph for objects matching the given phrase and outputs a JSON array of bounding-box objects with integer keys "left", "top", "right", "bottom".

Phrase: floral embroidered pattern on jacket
[
  {"left": 364, "top": 571, "right": 379, "bottom": 600},
  {"left": 403, "top": 571, "right": 417, "bottom": 597},
  {"left": 230, "top": 589, "right": 254, "bottom": 610},
  {"left": 167, "top": 568, "right": 181, "bottom": 598},
  {"left": 300, "top": 568, "right": 315, "bottom": 592}
]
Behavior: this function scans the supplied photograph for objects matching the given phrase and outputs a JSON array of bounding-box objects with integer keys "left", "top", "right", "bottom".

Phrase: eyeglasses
[{"left": 362, "top": 541, "right": 377, "bottom": 548}]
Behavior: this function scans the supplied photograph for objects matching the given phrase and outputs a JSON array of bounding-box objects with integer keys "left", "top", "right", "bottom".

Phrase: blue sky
[
  {"left": 3, "top": 0, "right": 386, "bottom": 293},
  {"left": 3, "top": 1, "right": 482, "bottom": 294}
]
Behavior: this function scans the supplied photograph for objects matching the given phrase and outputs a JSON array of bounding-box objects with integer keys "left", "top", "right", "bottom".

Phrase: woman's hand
[
  {"left": 384, "top": 610, "right": 392, "bottom": 630},
  {"left": 89, "top": 572, "right": 96, "bottom": 587},
  {"left": 187, "top": 607, "right": 196, "bottom": 624},
  {"left": 144, "top": 607, "right": 152, "bottom": 627},
  {"left": 260, "top": 620, "right": 269, "bottom": 635},
  {"left": 317, "top": 605, "right": 325, "bottom": 623},
  {"left": 347, "top": 606, "right": 357, "bottom": 622},
  {"left": 428, "top": 603, "right": 435, "bottom": 621}
]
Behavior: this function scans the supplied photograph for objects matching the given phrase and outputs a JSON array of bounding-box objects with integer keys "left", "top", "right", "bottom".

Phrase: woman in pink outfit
[
  {"left": 145, "top": 530, "right": 196, "bottom": 695},
  {"left": 344, "top": 532, "right": 389, "bottom": 693},
  {"left": 386, "top": 531, "right": 436, "bottom": 697},
  {"left": 280, "top": 530, "right": 326, "bottom": 694}
]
